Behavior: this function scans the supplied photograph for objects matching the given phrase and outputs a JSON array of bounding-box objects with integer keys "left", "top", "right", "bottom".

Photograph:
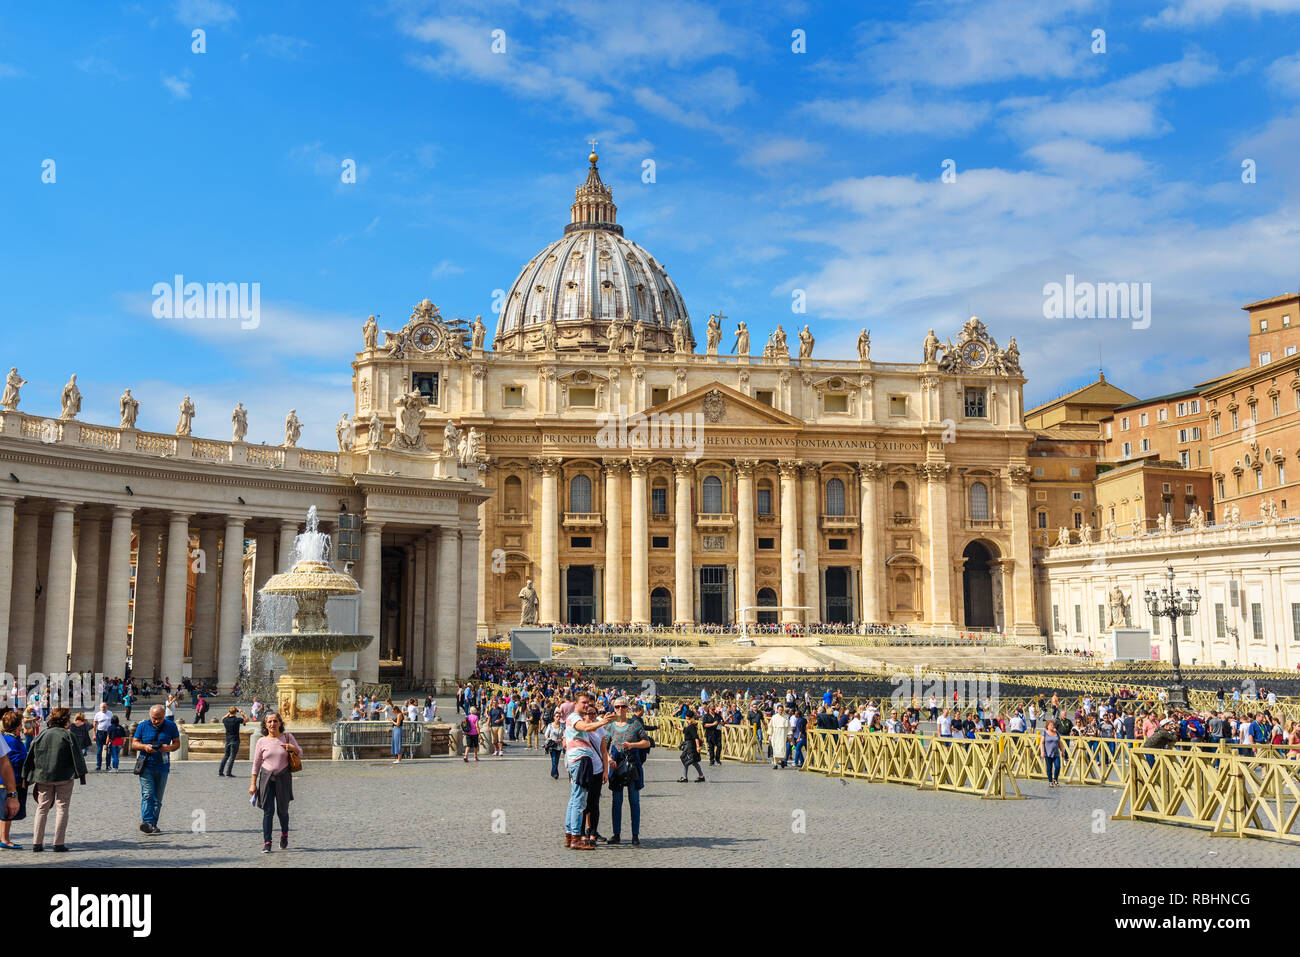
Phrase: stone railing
[{"left": 1042, "top": 518, "right": 1300, "bottom": 560}]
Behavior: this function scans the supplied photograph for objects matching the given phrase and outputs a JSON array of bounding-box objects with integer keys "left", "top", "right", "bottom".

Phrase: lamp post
[{"left": 1143, "top": 564, "right": 1200, "bottom": 710}]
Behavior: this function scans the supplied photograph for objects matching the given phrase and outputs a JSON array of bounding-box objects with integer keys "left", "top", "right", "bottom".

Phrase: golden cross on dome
[{"left": 588, "top": 137, "right": 598, "bottom": 152}]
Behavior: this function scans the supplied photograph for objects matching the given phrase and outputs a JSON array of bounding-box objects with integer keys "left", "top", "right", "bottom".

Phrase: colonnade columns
[
  {"left": 1007, "top": 466, "right": 1038, "bottom": 635},
  {"left": 190, "top": 525, "right": 220, "bottom": 680},
  {"left": 779, "top": 462, "right": 800, "bottom": 623},
  {"left": 278, "top": 520, "right": 299, "bottom": 571},
  {"left": 252, "top": 531, "right": 276, "bottom": 607},
  {"left": 923, "top": 463, "right": 954, "bottom": 625},
  {"left": 603, "top": 459, "right": 625, "bottom": 623},
  {"left": 411, "top": 538, "right": 428, "bottom": 679},
  {"left": 458, "top": 523, "right": 478, "bottom": 680},
  {"left": 435, "top": 527, "right": 461, "bottom": 682},
  {"left": 41, "top": 502, "right": 76, "bottom": 675},
  {"left": 735, "top": 461, "right": 756, "bottom": 624},
  {"left": 629, "top": 460, "right": 650, "bottom": 624},
  {"left": 673, "top": 459, "right": 694, "bottom": 624},
  {"left": 217, "top": 517, "right": 246, "bottom": 689},
  {"left": 799, "top": 462, "right": 821, "bottom": 622},
  {"left": 98, "top": 507, "right": 135, "bottom": 677},
  {"left": 859, "top": 463, "right": 883, "bottom": 623},
  {"left": 131, "top": 522, "right": 164, "bottom": 679},
  {"left": 8, "top": 506, "right": 39, "bottom": 670},
  {"left": 536, "top": 457, "right": 561, "bottom": 625},
  {"left": 359, "top": 522, "right": 384, "bottom": 683},
  {"left": 69, "top": 509, "right": 103, "bottom": 671},
  {"left": 0, "top": 497, "right": 17, "bottom": 669},
  {"left": 160, "top": 512, "right": 191, "bottom": 684}
]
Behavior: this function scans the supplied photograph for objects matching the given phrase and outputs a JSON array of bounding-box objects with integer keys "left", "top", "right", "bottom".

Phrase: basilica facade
[{"left": 352, "top": 152, "right": 1044, "bottom": 642}]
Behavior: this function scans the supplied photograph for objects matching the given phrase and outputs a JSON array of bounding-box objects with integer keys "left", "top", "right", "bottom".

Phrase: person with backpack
[
  {"left": 543, "top": 712, "right": 564, "bottom": 778},
  {"left": 193, "top": 694, "right": 209, "bottom": 724},
  {"left": 461, "top": 707, "right": 481, "bottom": 762},
  {"left": 605, "top": 697, "right": 651, "bottom": 846}
]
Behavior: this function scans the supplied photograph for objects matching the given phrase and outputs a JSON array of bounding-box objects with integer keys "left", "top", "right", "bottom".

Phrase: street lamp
[{"left": 1143, "top": 563, "right": 1200, "bottom": 710}]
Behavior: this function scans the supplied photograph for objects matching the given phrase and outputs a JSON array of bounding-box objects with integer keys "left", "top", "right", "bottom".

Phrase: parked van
[
  {"left": 659, "top": 655, "right": 696, "bottom": 672},
  {"left": 609, "top": 654, "right": 637, "bottom": 671}
]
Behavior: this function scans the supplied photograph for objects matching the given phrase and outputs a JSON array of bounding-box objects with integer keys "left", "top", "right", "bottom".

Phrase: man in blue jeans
[
  {"left": 132, "top": 705, "right": 180, "bottom": 834},
  {"left": 92, "top": 703, "right": 115, "bottom": 771},
  {"left": 564, "top": 692, "right": 615, "bottom": 850}
]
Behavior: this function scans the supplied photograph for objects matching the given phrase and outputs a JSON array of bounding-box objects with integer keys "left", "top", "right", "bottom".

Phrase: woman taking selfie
[{"left": 249, "top": 711, "right": 302, "bottom": 853}]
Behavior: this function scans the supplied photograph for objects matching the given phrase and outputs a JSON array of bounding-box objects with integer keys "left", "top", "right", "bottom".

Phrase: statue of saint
[
  {"left": 1079, "top": 523, "right": 1093, "bottom": 544},
  {"left": 471, "top": 315, "right": 486, "bottom": 350},
  {"left": 367, "top": 410, "right": 382, "bottom": 449},
  {"left": 773, "top": 325, "right": 787, "bottom": 352},
  {"left": 798, "top": 324, "right": 814, "bottom": 359},
  {"left": 284, "top": 409, "right": 302, "bottom": 448},
  {"left": 706, "top": 314, "right": 722, "bottom": 356},
  {"left": 606, "top": 318, "right": 620, "bottom": 353},
  {"left": 1002, "top": 337, "right": 1021, "bottom": 374},
  {"left": 672, "top": 317, "right": 687, "bottom": 354},
  {"left": 1056, "top": 527, "right": 1070, "bottom": 547},
  {"left": 632, "top": 319, "right": 645, "bottom": 352},
  {"left": 462, "top": 426, "right": 482, "bottom": 465},
  {"left": 543, "top": 316, "right": 559, "bottom": 351},
  {"left": 175, "top": 395, "right": 195, "bottom": 436},
  {"left": 118, "top": 389, "right": 140, "bottom": 429},
  {"left": 362, "top": 315, "right": 379, "bottom": 351},
  {"left": 923, "top": 329, "right": 940, "bottom": 364},
  {"left": 2, "top": 368, "right": 27, "bottom": 411},
  {"left": 443, "top": 420, "right": 460, "bottom": 456},
  {"left": 857, "top": 330, "right": 870, "bottom": 362},
  {"left": 518, "top": 578, "right": 539, "bottom": 626},
  {"left": 1106, "top": 587, "right": 1129, "bottom": 629},
  {"left": 735, "top": 321, "right": 750, "bottom": 356},
  {"left": 336, "top": 412, "right": 353, "bottom": 451},
  {"left": 59, "top": 374, "right": 82, "bottom": 421},
  {"left": 232, "top": 403, "right": 248, "bottom": 442}
]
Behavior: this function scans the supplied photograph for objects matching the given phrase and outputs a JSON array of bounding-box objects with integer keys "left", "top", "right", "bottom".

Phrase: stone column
[
  {"left": 459, "top": 522, "right": 479, "bottom": 680},
  {"left": 359, "top": 522, "right": 384, "bottom": 683},
  {"left": 1007, "top": 466, "right": 1038, "bottom": 636},
  {"left": 411, "top": 537, "right": 427, "bottom": 679},
  {"left": 7, "top": 505, "right": 39, "bottom": 673},
  {"left": 923, "top": 463, "right": 954, "bottom": 625},
  {"left": 0, "top": 496, "right": 16, "bottom": 671},
  {"left": 217, "top": 518, "right": 245, "bottom": 690},
  {"left": 603, "top": 459, "right": 625, "bottom": 623},
  {"left": 100, "top": 507, "right": 134, "bottom": 678},
  {"left": 252, "top": 531, "right": 277, "bottom": 605},
  {"left": 423, "top": 532, "right": 437, "bottom": 681},
  {"left": 41, "top": 502, "right": 76, "bottom": 675},
  {"left": 160, "top": 512, "right": 191, "bottom": 684},
  {"left": 278, "top": 520, "right": 299, "bottom": 572},
  {"left": 131, "top": 521, "right": 163, "bottom": 680},
  {"left": 859, "top": 463, "right": 883, "bottom": 623},
  {"left": 673, "top": 459, "right": 694, "bottom": 625},
  {"left": 535, "top": 457, "right": 561, "bottom": 625},
  {"left": 436, "top": 527, "right": 461, "bottom": 683},
  {"left": 69, "top": 510, "right": 103, "bottom": 671},
  {"left": 779, "top": 462, "right": 800, "bottom": 623},
  {"left": 190, "top": 525, "right": 220, "bottom": 679},
  {"left": 629, "top": 459, "right": 650, "bottom": 624},
  {"left": 800, "top": 463, "right": 821, "bottom": 623},
  {"left": 736, "top": 461, "right": 756, "bottom": 624}
]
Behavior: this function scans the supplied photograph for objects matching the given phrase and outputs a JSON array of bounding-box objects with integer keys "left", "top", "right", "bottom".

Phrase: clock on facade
[{"left": 960, "top": 339, "right": 988, "bottom": 368}]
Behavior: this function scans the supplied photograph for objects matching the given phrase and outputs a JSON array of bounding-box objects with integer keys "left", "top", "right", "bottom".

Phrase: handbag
[
  {"left": 132, "top": 750, "right": 147, "bottom": 775},
  {"left": 286, "top": 742, "right": 303, "bottom": 773}
]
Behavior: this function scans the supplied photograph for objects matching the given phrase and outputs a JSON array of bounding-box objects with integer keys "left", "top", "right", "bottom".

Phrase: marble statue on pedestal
[
  {"left": 518, "top": 578, "right": 539, "bottom": 626},
  {"left": 367, "top": 410, "right": 382, "bottom": 449},
  {"left": 857, "top": 330, "right": 870, "bottom": 362},
  {"left": 2, "top": 368, "right": 27, "bottom": 411},
  {"left": 59, "top": 374, "right": 81, "bottom": 421},
  {"left": 923, "top": 330, "right": 940, "bottom": 364},
  {"left": 471, "top": 315, "right": 486, "bottom": 350},
  {"left": 232, "top": 403, "right": 248, "bottom": 442},
  {"left": 284, "top": 409, "right": 302, "bottom": 448},
  {"left": 706, "top": 314, "right": 722, "bottom": 356},
  {"left": 336, "top": 413, "right": 353, "bottom": 452},
  {"left": 798, "top": 325, "right": 814, "bottom": 359},
  {"left": 175, "top": 396, "right": 195, "bottom": 436},
  {"left": 362, "top": 315, "right": 379, "bottom": 351},
  {"left": 735, "top": 321, "right": 750, "bottom": 357},
  {"left": 118, "top": 389, "right": 139, "bottom": 429}
]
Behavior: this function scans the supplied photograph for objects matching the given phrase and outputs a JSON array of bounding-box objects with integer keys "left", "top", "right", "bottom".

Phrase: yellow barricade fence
[
  {"left": 801, "top": 729, "right": 1022, "bottom": 800},
  {"left": 647, "top": 715, "right": 764, "bottom": 763},
  {"left": 1113, "top": 746, "right": 1300, "bottom": 843}
]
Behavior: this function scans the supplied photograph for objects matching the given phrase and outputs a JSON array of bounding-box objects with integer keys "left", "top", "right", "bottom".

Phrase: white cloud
[
  {"left": 803, "top": 90, "right": 991, "bottom": 135},
  {"left": 1269, "top": 52, "right": 1300, "bottom": 96},
  {"left": 738, "top": 137, "right": 825, "bottom": 170},
  {"left": 173, "top": 0, "right": 238, "bottom": 25},
  {"left": 0, "top": 62, "right": 27, "bottom": 78},
  {"left": 75, "top": 56, "right": 124, "bottom": 79},
  {"left": 1023, "top": 139, "right": 1151, "bottom": 182},
  {"left": 1145, "top": 0, "right": 1300, "bottom": 27},
  {"left": 1002, "top": 96, "right": 1164, "bottom": 141},
  {"left": 161, "top": 72, "right": 192, "bottom": 100},
  {"left": 431, "top": 260, "right": 466, "bottom": 278},
  {"left": 252, "top": 34, "right": 311, "bottom": 59}
]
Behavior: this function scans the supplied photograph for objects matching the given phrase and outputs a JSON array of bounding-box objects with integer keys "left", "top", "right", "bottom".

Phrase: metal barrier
[
  {"left": 648, "top": 716, "right": 764, "bottom": 763},
  {"left": 801, "top": 728, "right": 1022, "bottom": 799},
  {"left": 1113, "top": 746, "right": 1300, "bottom": 843},
  {"left": 331, "top": 720, "right": 425, "bottom": 759}
]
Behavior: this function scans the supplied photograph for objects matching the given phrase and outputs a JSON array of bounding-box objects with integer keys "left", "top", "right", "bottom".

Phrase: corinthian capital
[
  {"left": 734, "top": 458, "right": 757, "bottom": 479},
  {"left": 672, "top": 457, "right": 695, "bottom": 478},
  {"left": 530, "top": 454, "right": 564, "bottom": 477},
  {"left": 858, "top": 462, "right": 886, "bottom": 482},
  {"left": 627, "top": 458, "right": 650, "bottom": 477},
  {"left": 1009, "top": 465, "right": 1032, "bottom": 486},
  {"left": 920, "top": 461, "right": 951, "bottom": 483}
]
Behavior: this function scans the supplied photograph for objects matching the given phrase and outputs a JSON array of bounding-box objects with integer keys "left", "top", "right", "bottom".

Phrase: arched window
[
  {"left": 503, "top": 475, "right": 522, "bottom": 513},
  {"left": 702, "top": 475, "right": 723, "bottom": 514},
  {"left": 969, "top": 481, "right": 989, "bottom": 521},
  {"left": 569, "top": 474, "right": 592, "bottom": 513},
  {"left": 891, "top": 481, "right": 910, "bottom": 520},
  {"left": 825, "top": 478, "right": 846, "bottom": 516}
]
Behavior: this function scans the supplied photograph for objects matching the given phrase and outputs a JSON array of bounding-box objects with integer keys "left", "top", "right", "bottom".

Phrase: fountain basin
[{"left": 249, "top": 632, "right": 372, "bottom": 728}]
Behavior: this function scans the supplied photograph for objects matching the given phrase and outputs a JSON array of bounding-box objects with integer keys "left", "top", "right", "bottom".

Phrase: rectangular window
[
  {"left": 1280, "top": 464, "right": 1287, "bottom": 484},
  {"left": 412, "top": 372, "right": 439, "bottom": 403},
  {"left": 1098, "top": 604, "right": 1106, "bottom": 630},
  {"left": 828, "top": 538, "right": 848, "bottom": 550},
  {"left": 1073, "top": 512, "right": 1083, "bottom": 529},
  {"left": 1074, "top": 605, "right": 1082, "bottom": 633},
  {"left": 1034, "top": 467, "right": 1044, "bottom": 477},
  {"left": 1274, "top": 396, "right": 1281, "bottom": 416},
  {"left": 1251, "top": 603, "right": 1264, "bottom": 642},
  {"left": 889, "top": 395, "right": 908, "bottom": 417},
  {"left": 1185, "top": 484, "right": 1194, "bottom": 494},
  {"left": 1285, "top": 315, "right": 1292, "bottom": 328},
  {"left": 1157, "top": 409, "right": 1167, "bottom": 422},
  {"left": 569, "top": 387, "right": 597, "bottom": 407},
  {"left": 1213, "top": 416, "right": 1220, "bottom": 435},
  {"left": 1261, "top": 319, "right": 1269, "bottom": 332},
  {"left": 757, "top": 536, "right": 775, "bottom": 550},
  {"left": 1183, "top": 613, "right": 1191, "bottom": 636},
  {"left": 1122, "top": 442, "right": 1131, "bottom": 457},
  {"left": 570, "top": 536, "right": 592, "bottom": 549},
  {"left": 755, "top": 390, "right": 774, "bottom": 406},
  {"left": 651, "top": 387, "right": 670, "bottom": 406},
  {"left": 1260, "top": 352, "right": 1272, "bottom": 366},
  {"left": 1231, "top": 410, "right": 1239, "bottom": 430},
  {"left": 1215, "top": 603, "right": 1226, "bottom": 639},
  {"left": 1121, "top": 417, "right": 1130, "bottom": 431},
  {"left": 1190, "top": 400, "right": 1200, "bottom": 414},
  {"left": 651, "top": 535, "right": 669, "bottom": 549},
  {"left": 1179, "top": 451, "right": 1190, "bottom": 468},
  {"left": 1139, "top": 412, "right": 1149, "bottom": 426},
  {"left": 651, "top": 487, "right": 667, "bottom": 514},
  {"left": 824, "top": 393, "right": 849, "bottom": 414},
  {"left": 502, "top": 385, "right": 523, "bottom": 408},
  {"left": 756, "top": 488, "right": 772, "bottom": 515},
  {"left": 963, "top": 388, "right": 987, "bottom": 417},
  {"left": 1287, "top": 345, "right": 1297, "bottom": 357},
  {"left": 1071, "top": 491, "right": 1083, "bottom": 501},
  {"left": 1140, "top": 438, "right": 1150, "bottom": 452},
  {"left": 1217, "top": 477, "right": 1225, "bottom": 498},
  {"left": 1176, "top": 403, "right": 1186, "bottom": 416},
  {"left": 1105, "top": 423, "right": 1113, "bottom": 438},
  {"left": 1257, "top": 470, "right": 1264, "bottom": 490},
  {"left": 1052, "top": 605, "right": 1060, "bottom": 633},
  {"left": 1037, "top": 511, "right": 1047, "bottom": 528},
  {"left": 1192, "top": 427, "right": 1201, "bottom": 440},
  {"left": 1162, "top": 483, "right": 1171, "bottom": 493},
  {"left": 1178, "top": 429, "right": 1188, "bottom": 442},
  {"left": 1069, "top": 467, "right": 1080, "bottom": 477},
  {"left": 1292, "top": 603, "right": 1300, "bottom": 643}
]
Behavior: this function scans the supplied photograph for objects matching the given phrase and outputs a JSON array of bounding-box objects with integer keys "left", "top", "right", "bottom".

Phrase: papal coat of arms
[{"left": 702, "top": 389, "right": 727, "bottom": 423}]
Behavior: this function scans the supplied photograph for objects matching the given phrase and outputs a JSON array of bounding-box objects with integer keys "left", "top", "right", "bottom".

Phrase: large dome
[{"left": 493, "top": 152, "right": 693, "bottom": 354}]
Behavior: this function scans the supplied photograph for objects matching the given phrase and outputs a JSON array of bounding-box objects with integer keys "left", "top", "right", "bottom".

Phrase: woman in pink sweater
[{"left": 248, "top": 712, "right": 302, "bottom": 854}]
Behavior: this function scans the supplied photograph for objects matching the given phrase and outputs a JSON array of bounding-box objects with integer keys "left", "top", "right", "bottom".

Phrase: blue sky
[{"left": 2, "top": 0, "right": 1299, "bottom": 447}]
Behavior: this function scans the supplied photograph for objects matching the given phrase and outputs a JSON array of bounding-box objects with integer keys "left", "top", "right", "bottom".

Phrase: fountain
[{"left": 247, "top": 506, "right": 372, "bottom": 730}]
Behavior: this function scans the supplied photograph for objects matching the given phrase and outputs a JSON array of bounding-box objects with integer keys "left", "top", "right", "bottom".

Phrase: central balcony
[
  {"left": 695, "top": 513, "right": 735, "bottom": 529},
  {"left": 563, "top": 512, "right": 604, "bottom": 528}
]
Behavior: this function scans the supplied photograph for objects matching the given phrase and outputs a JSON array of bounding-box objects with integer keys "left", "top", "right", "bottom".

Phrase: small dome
[{"left": 493, "top": 153, "right": 692, "bottom": 353}]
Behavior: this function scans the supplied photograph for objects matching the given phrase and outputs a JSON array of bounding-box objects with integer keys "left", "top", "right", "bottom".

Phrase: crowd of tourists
[{"left": 544, "top": 620, "right": 920, "bottom": 637}]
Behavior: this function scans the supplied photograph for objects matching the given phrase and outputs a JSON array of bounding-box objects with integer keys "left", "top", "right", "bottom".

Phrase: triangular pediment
[{"left": 642, "top": 381, "right": 802, "bottom": 428}]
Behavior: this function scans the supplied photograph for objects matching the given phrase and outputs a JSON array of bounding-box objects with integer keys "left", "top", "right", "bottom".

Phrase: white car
[
  {"left": 609, "top": 654, "right": 637, "bottom": 671},
  {"left": 660, "top": 655, "right": 696, "bottom": 672},
  {"left": 733, "top": 637, "right": 756, "bottom": 647}
]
